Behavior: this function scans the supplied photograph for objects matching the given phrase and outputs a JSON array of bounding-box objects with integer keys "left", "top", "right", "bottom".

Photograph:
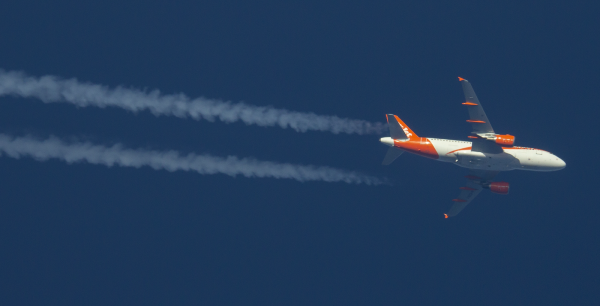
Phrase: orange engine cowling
[
  {"left": 490, "top": 182, "right": 509, "bottom": 195},
  {"left": 495, "top": 134, "right": 515, "bottom": 146}
]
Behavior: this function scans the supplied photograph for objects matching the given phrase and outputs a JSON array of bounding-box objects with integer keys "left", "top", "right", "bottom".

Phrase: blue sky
[{"left": 0, "top": 1, "right": 598, "bottom": 305}]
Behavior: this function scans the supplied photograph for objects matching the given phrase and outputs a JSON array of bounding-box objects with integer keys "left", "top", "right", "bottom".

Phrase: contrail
[
  {"left": 0, "top": 70, "right": 386, "bottom": 135},
  {"left": 0, "top": 134, "right": 385, "bottom": 185}
]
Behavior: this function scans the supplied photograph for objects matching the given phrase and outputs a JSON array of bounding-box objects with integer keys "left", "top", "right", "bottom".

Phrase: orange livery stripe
[
  {"left": 446, "top": 147, "right": 472, "bottom": 154},
  {"left": 393, "top": 138, "right": 439, "bottom": 160}
]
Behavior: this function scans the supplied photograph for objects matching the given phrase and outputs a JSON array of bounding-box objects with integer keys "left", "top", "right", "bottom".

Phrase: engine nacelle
[
  {"left": 495, "top": 134, "right": 515, "bottom": 146},
  {"left": 490, "top": 182, "right": 510, "bottom": 195}
]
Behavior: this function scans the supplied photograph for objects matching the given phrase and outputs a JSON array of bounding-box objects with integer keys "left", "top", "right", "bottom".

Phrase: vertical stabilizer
[
  {"left": 381, "top": 114, "right": 418, "bottom": 165},
  {"left": 386, "top": 114, "right": 406, "bottom": 140},
  {"left": 386, "top": 114, "right": 418, "bottom": 140}
]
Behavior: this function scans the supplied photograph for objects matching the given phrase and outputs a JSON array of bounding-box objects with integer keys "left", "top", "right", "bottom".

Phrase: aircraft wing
[
  {"left": 471, "top": 138, "right": 503, "bottom": 154},
  {"left": 460, "top": 78, "right": 495, "bottom": 135},
  {"left": 446, "top": 169, "right": 499, "bottom": 218}
]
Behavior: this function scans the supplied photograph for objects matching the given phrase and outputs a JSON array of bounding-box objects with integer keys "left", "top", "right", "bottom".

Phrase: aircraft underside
[{"left": 379, "top": 78, "right": 565, "bottom": 218}]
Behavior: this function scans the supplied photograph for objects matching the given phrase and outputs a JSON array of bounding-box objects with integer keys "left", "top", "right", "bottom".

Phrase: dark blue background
[{"left": 0, "top": 1, "right": 598, "bottom": 305}]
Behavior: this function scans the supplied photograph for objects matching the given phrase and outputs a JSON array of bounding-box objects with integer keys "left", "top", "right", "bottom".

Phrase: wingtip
[{"left": 458, "top": 77, "right": 465, "bottom": 81}]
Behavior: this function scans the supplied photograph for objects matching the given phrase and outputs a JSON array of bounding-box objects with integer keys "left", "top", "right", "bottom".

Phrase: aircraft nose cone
[
  {"left": 552, "top": 156, "right": 566, "bottom": 170},
  {"left": 380, "top": 137, "right": 394, "bottom": 147},
  {"left": 557, "top": 158, "right": 566, "bottom": 169}
]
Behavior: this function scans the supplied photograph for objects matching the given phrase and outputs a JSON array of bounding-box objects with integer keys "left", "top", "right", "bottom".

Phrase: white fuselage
[
  {"left": 380, "top": 137, "right": 566, "bottom": 172},
  {"left": 428, "top": 138, "right": 566, "bottom": 171}
]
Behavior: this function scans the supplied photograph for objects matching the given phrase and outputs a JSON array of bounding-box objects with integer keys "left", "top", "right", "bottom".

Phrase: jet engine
[
  {"left": 494, "top": 134, "right": 515, "bottom": 146},
  {"left": 489, "top": 182, "right": 510, "bottom": 195}
]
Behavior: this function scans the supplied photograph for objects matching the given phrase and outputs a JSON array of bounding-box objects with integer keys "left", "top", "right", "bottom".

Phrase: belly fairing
[{"left": 454, "top": 151, "right": 520, "bottom": 171}]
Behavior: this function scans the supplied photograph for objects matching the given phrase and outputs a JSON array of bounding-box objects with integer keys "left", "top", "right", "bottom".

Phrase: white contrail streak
[
  {"left": 0, "top": 135, "right": 385, "bottom": 185},
  {"left": 0, "top": 70, "right": 386, "bottom": 135}
]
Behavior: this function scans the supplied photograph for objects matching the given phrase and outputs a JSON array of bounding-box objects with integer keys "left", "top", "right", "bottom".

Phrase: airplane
[{"left": 379, "top": 77, "right": 566, "bottom": 218}]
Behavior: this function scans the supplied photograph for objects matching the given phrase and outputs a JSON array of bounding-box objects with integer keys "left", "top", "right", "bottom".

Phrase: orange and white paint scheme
[{"left": 380, "top": 78, "right": 566, "bottom": 218}]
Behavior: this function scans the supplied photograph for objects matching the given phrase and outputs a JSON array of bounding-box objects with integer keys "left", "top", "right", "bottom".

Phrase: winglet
[
  {"left": 458, "top": 77, "right": 465, "bottom": 81},
  {"left": 444, "top": 214, "right": 449, "bottom": 219}
]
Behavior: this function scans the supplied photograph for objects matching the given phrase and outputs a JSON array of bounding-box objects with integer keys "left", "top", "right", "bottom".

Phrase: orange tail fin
[{"left": 386, "top": 114, "right": 419, "bottom": 140}]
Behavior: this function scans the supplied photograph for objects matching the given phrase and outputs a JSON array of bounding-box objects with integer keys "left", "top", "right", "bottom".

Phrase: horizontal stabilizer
[{"left": 382, "top": 147, "right": 404, "bottom": 165}]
